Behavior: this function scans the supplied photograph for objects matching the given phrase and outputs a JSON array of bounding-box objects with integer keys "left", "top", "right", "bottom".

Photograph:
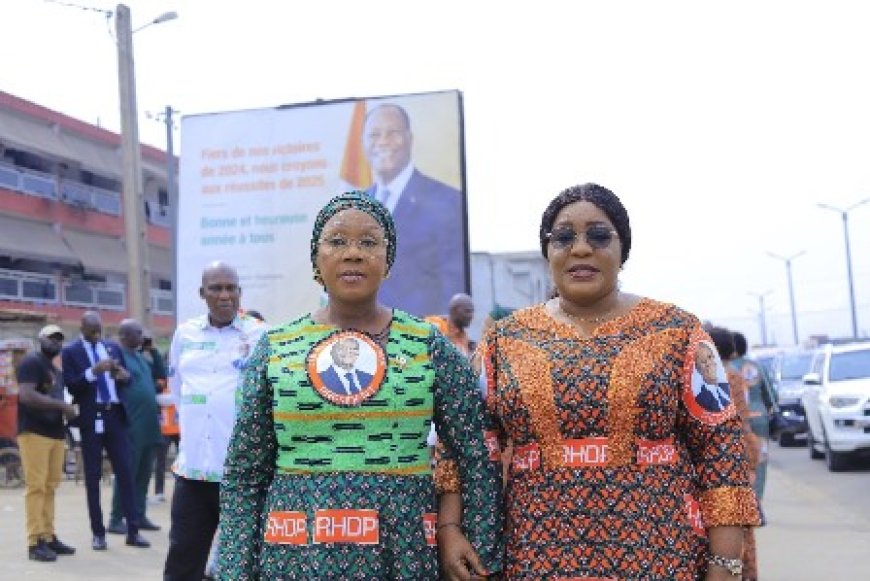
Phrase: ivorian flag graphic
[{"left": 339, "top": 100, "right": 373, "bottom": 189}]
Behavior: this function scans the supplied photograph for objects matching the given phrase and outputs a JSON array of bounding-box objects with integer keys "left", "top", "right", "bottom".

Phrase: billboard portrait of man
[{"left": 363, "top": 101, "right": 466, "bottom": 317}]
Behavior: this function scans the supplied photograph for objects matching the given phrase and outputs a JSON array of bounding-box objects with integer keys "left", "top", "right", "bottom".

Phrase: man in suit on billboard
[
  {"left": 363, "top": 102, "right": 465, "bottom": 317},
  {"left": 319, "top": 337, "right": 373, "bottom": 395}
]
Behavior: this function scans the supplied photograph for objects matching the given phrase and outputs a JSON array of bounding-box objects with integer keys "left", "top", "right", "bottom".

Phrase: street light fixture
[
  {"left": 817, "top": 198, "right": 870, "bottom": 339},
  {"left": 132, "top": 10, "right": 178, "bottom": 33},
  {"left": 115, "top": 3, "right": 177, "bottom": 328},
  {"left": 767, "top": 251, "right": 806, "bottom": 345}
]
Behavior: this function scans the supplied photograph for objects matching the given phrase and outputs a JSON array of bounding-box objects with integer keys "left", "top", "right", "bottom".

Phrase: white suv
[{"left": 801, "top": 341, "right": 870, "bottom": 471}]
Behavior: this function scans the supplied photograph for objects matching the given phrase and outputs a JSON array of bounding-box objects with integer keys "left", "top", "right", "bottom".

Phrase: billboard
[{"left": 177, "top": 90, "right": 468, "bottom": 323}]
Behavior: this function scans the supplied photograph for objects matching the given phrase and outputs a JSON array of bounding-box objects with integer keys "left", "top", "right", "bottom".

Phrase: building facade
[
  {"left": 468, "top": 251, "right": 551, "bottom": 340},
  {"left": 0, "top": 91, "right": 175, "bottom": 341}
]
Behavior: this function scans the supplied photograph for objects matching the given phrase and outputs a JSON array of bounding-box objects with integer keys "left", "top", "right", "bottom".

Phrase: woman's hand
[{"left": 438, "top": 525, "right": 489, "bottom": 580}]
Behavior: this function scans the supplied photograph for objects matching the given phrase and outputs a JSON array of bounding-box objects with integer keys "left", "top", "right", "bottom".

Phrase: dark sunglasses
[{"left": 546, "top": 225, "right": 618, "bottom": 251}]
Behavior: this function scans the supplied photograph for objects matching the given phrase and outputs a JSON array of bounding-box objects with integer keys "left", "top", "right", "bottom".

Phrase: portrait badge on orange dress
[{"left": 682, "top": 328, "right": 736, "bottom": 425}]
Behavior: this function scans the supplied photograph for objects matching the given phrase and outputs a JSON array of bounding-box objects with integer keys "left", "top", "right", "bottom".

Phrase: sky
[{"left": 3, "top": 0, "right": 870, "bottom": 346}]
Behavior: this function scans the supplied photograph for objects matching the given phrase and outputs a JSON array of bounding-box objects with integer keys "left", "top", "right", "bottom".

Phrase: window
[{"left": 829, "top": 349, "right": 870, "bottom": 382}]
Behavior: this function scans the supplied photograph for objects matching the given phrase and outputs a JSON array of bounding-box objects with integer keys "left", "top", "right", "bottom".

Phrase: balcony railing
[
  {"left": 0, "top": 163, "right": 123, "bottom": 217},
  {"left": 0, "top": 269, "right": 58, "bottom": 304},
  {"left": 59, "top": 180, "right": 122, "bottom": 215},
  {"left": 151, "top": 288, "right": 173, "bottom": 315},
  {"left": 62, "top": 279, "right": 126, "bottom": 311},
  {"left": 0, "top": 267, "right": 171, "bottom": 316}
]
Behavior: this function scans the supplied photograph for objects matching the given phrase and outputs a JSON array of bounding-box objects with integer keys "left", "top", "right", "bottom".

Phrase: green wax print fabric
[
  {"left": 270, "top": 317, "right": 435, "bottom": 474},
  {"left": 217, "top": 310, "right": 504, "bottom": 580}
]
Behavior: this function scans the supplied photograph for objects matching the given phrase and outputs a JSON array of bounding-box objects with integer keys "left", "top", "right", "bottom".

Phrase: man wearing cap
[
  {"left": 62, "top": 311, "right": 151, "bottom": 551},
  {"left": 16, "top": 324, "right": 78, "bottom": 562}
]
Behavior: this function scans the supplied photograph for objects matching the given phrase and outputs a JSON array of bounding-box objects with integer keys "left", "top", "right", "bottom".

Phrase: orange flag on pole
[{"left": 339, "top": 100, "right": 373, "bottom": 189}]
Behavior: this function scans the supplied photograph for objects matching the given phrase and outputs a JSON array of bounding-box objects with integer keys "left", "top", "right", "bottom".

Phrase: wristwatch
[{"left": 708, "top": 554, "right": 743, "bottom": 577}]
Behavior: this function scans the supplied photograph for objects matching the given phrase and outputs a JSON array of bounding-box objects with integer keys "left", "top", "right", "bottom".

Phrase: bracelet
[
  {"left": 435, "top": 522, "right": 461, "bottom": 533},
  {"left": 708, "top": 554, "right": 743, "bottom": 577}
]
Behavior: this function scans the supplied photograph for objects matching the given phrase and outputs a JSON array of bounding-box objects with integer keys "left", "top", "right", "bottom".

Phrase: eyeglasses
[
  {"left": 546, "top": 225, "right": 618, "bottom": 251},
  {"left": 319, "top": 235, "right": 388, "bottom": 255}
]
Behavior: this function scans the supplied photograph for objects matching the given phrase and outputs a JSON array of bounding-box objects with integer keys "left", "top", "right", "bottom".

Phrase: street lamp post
[
  {"left": 818, "top": 198, "right": 870, "bottom": 339},
  {"left": 748, "top": 290, "right": 772, "bottom": 346},
  {"left": 115, "top": 4, "right": 177, "bottom": 327},
  {"left": 767, "top": 251, "right": 806, "bottom": 345}
]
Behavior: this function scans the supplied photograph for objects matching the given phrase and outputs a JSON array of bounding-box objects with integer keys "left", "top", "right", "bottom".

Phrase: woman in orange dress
[{"left": 481, "top": 183, "right": 760, "bottom": 580}]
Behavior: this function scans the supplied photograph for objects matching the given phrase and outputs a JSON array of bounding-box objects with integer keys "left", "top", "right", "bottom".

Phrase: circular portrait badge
[
  {"left": 307, "top": 330, "right": 387, "bottom": 406},
  {"left": 683, "top": 334, "right": 735, "bottom": 425}
]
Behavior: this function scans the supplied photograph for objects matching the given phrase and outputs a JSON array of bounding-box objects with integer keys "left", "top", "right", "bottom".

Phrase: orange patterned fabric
[
  {"left": 485, "top": 300, "right": 761, "bottom": 580},
  {"left": 433, "top": 457, "right": 460, "bottom": 493}
]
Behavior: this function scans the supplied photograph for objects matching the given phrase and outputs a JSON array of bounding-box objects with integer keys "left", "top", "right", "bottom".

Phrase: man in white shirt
[{"left": 162, "top": 262, "right": 265, "bottom": 581}]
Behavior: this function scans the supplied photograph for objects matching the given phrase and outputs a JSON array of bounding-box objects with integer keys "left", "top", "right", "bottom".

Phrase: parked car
[
  {"left": 772, "top": 350, "right": 814, "bottom": 446},
  {"left": 802, "top": 341, "right": 870, "bottom": 471}
]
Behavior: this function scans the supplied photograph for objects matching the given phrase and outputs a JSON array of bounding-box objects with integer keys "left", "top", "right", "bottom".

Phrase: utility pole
[
  {"left": 163, "top": 105, "right": 178, "bottom": 323},
  {"left": 116, "top": 3, "right": 150, "bottom": 327}
]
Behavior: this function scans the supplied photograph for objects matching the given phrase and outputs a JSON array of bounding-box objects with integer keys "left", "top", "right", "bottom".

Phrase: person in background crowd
[
  {"left": 140, "top": 331, "right": 174, "bottom": 504},
  {"left": 481, "top": 184, "right": 759, "bottom": 580},
  {"left": 425, "top": 293, "right": 476, "bottom": 358},
  {"left": 217, "top": 192, "right": 503, "bottom": 580},
  {"left": 16, "top": 324, "right": 78, "bottom": 562},
  {"left": 363, "top": 102, "right": 465, "bottom": 317},
  {"left": 425, "top": 293, "right": 478, "bottom": 463},
  {"left": 732, "top": 330, "right": 776, "bottom": 500},
  {"left": 162, "top": 261, "right": 266, "bottom": 581},
  {"left": 708, "top": 326, "right": 761, "bottom": 581},
  {"left": 106, "top": 319, "right": 162, "bottom": 535},
  {"left": 62, "top": 312, "right": 150, "bottom": 551}
]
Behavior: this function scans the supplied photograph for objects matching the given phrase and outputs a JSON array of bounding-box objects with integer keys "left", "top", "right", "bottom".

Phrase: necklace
[
  {"left": 557, "top": 298, "right": 619, "bottom": 325},
  {"left": 368, "top": 320, "right": 392, "bottom": 346}
]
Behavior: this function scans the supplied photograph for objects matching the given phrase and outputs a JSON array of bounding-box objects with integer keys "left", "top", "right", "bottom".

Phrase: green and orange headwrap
[{"left": 310, "top": 190, "right": 397, "bottom": 270}]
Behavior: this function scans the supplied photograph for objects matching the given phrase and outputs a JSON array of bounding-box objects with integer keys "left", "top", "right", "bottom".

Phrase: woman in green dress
[{"left": 217, "top": 191, "right": 503, "bottom": 580}]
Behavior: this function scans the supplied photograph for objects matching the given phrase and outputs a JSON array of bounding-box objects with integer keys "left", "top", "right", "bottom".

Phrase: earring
[{"left": 313, "top": 267, "right": 323, "bottom": 285}]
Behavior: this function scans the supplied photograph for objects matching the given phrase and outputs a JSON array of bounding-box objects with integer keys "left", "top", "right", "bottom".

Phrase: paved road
[
  {"left": 758, "top": 442, "right": 870, "bottom": 580},
  {"left": 1, "top": 473, "right": 173, "bottom": 579},
  {"left": 1, "top": 443, "right": 868, "bottom": 579}
]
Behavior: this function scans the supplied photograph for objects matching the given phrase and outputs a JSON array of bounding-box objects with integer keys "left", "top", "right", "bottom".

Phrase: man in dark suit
[
  {"left": 363, "top": 102, "right": 466, "bottom": 317},
  {"left": 318, "top": 337, "right": 373, "bottom": 395},
  {"left": 61, "top": 311, "right": 150, "bottom": 551}
]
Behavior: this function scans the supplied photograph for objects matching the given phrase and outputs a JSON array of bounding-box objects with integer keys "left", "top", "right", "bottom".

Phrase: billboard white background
[{"left": 178, "top": 91, "right": 464, "bottom": 323}]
